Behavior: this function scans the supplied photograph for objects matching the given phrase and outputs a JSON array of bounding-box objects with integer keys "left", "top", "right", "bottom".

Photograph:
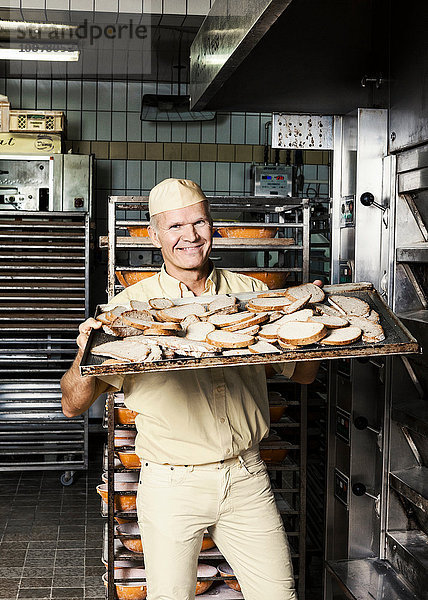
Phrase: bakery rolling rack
[
  {"left": 100, "top": 195, "right": 310, "bottom": 599},
  {"left": 0, "top": 211, "right": 90, "bottom": 484}
]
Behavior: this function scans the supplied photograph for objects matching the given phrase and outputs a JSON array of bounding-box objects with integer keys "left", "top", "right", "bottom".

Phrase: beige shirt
[{"left": 99, "top": 265, "right": 295, "bottom": 465}]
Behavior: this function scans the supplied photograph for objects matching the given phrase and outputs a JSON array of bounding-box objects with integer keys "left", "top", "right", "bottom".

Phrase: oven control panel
[
  {"left": 252, "top": 165, "right": 293, "bottom": 197},
  {"left": 335, "top": 408, "right": 351, "bottom": 444},
  {"left": 334, "top": 469, "right": 350, "bottom": 508}
]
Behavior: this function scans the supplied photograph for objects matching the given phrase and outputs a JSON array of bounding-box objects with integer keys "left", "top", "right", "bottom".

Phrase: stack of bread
[{"left": 91, "top": 283, "right": 385, "bottom": 365}]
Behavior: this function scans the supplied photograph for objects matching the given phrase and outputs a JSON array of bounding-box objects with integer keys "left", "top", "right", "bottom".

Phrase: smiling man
[{"left": 61, "top": 178, "right": 319, "bottom": 600}]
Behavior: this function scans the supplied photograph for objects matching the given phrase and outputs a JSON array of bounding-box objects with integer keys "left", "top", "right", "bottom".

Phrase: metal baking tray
[{"left": 80, "top": 282, "right": 420, "bottom": 377}]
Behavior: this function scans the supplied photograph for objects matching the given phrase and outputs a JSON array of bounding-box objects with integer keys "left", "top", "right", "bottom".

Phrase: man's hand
[{"left": 77, "top": 317, "right": 102, "bottom": 352}]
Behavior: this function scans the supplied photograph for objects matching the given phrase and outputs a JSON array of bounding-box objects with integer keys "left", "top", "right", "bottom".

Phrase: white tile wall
[
  {"left": 187, "top": 0, "right": 210, "bottom": 15},
  {"left": 46, "top": 0, "right": 69, "bottom": 9},
  {"left": 112, "top": 112, "right": 126, "bottom": 140},
  {"left": 119, "top": 0, "right": 143, "bottom": 13},
  {"left": 163, "top": 0, "right": 186, "bottom": 15}
]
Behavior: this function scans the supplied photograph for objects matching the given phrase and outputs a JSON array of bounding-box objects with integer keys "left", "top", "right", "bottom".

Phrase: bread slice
[
  {"left": 97, "top": 312, "right": 115, "bottom": 325},
  {"left": 237, "top": 324, "right": 260, "bottom": 336},
  {"left": 149, "top": 298, "right": 174, "bottom": 310},
  {"left": 140, "top": 335, "right": 216, "bottom": 357},
  {"left": 186, "top": 321, "right": 216, "bottom": 342},
  {"left": 328, "top": 295, "right": 370, "bottom": 317},
  {"left": 248, "top": 340, "right": 281, "bottom": 354},
  {"left": 181, "top": 314, "right": 201, "bottom": 330},
  {"left": 143, "top": 327, "right": 171, "bottom": 336},
  {"left": 313, "top": 303, "right": 344, "bottom": 318},
  {"left": 282, "top": 294, "right": 311, "bottom": 314},
  {"left": 207, "top": 295, "right": 237, "bottom": 312},
  {"left": 201, "top": 304, "right": 239, "bottom": 319},
  {"left": 366, "top": 310, "right": 380, "bottom": 323},
  {"left": 308, "top": 314, "right": 349, "bottom": 329},
  {"left": 348, "top": 316, "right": 385, "bottom": 342},
  {"left": 122, "top": 314, "right": 180, "bottom": 332},
  {"left": 268, "top": 311, "right": 284, "bottom": 322},
  {"left": 130, "top": 300, "right": 151, "bottom": 312},
  {"left": 206, "top": 330, "right": 255, "bottom": 349},
  {"left": 222, "top": 312, "right": 269, "bottom": 332},
  {"left": 157, "top": 303, "right": 206, "bottom": 322},
  {"left": 208, "top": 311, "right": 255, "bottom": 328},
  {"left": 278, "top": 321, "right": 327, "bottom": 346},
  {"left": 246, "top": 296, "right": 292, "bottom": 312},
  {"left": 92, "top": 339, "right": 152, "bottom": 362},
  {"left": 278, "top": 339, "right": 299, "bottom": 350},
  {"left": 286, "top": 283, "right": 325, "bottom": 303},
  {"left": 222, "top": 348, "right": 253, "bottom": 356},
  {"left": 103, "top": 317, "right": 146, "bottom": 338},
  {"left": 258, "top": 309, "right": 314, "bottom": 340},
  {"left": 320, "top": 326, "right": 362, "bottom": 345},
  {"left": 102, "top": 358, "right": 131, "bottom": 365},
  {"left": 256, "top": 290, "right": 289, "bottom": 298}
]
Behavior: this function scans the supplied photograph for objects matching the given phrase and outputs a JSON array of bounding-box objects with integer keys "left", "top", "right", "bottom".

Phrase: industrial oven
[{"left": 0, "top": 153, "right": 92, "bottom": 484}]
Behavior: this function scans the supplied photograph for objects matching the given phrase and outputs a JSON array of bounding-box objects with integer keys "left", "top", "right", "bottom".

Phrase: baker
[{"left": 61, "top": 178, "right": 320, "bottom": 600}]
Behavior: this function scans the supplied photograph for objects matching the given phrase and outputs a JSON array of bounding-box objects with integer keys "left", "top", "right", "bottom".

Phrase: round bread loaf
[{"left": 319, "top": 325, "right": 362, "bottom": 345}]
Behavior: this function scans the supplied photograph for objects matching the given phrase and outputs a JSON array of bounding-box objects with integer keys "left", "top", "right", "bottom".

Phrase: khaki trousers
[{"left": 136, "top": 446, "right": 297, "bottom": 600}]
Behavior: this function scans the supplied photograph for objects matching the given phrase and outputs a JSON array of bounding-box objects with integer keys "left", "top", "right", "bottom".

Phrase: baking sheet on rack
[{"left": 80, "top": 283, "right": 419, "bottom": 377}]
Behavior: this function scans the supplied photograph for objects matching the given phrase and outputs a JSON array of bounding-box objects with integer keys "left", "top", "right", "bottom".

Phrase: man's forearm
[
  {"left": 291, "top": 360, "right": 320, "bottom": 385},
  {"left": 61, "top": 349, "right": 103, "bottom": 417}
]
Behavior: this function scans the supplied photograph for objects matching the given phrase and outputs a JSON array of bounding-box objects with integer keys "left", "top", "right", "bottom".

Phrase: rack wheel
[{"left": 60, "top": 471, "right": 75, "bottom": 486}]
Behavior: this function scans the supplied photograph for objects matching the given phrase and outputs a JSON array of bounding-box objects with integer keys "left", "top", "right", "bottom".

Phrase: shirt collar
[{"left": 158, "top": 263, "right": 219, "bottom": 298}]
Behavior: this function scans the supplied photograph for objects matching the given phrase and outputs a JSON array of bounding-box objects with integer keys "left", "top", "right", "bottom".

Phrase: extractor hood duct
[{"left": 190, "top": 0, "right": 389, "bottom": 115}]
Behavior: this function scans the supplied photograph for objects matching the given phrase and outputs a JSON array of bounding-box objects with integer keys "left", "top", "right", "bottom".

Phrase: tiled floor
[{"left": 0, "top": 435, "right": 105, "bottom": 600}]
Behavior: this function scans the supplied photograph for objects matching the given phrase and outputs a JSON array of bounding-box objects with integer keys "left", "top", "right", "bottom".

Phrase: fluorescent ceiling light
[{"left": 0, "top": 47, "right": 79, "bottom": 61}]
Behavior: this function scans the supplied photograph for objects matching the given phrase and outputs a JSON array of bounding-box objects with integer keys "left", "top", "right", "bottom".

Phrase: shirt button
[
  {"left": 226, "top": 448, "right": 231, "bottom": 454},
  {"left": 219, "top": 417, "right": 225, "bottom": 423},
  {"left": 216, "top": 385, "right": 225, "bottom": 393}
]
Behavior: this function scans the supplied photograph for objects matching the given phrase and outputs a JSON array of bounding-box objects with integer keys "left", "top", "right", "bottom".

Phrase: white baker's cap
[{"left": 149, "top": 178, "right": 207, "bottom": 217}]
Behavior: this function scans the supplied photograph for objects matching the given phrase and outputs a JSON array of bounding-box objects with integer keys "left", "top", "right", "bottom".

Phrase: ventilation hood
[{"left": 190, "top": 0, "right": 388, "bottom": 114}]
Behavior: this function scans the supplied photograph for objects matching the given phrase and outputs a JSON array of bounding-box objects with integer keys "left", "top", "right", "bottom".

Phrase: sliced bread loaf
[
  {"left": 206, "top": 330, "right": 255, "bottom": 349},
  {"left": 157, "top": 303, "right": 206, "bottom": 322},
  {"left": 185, "top": 321, "right": 216, "bottom": 342},
  {"left": 278, "top": 321, "right": 327, "bottom": 346},
  {"left": 103, "top": 317, "right": 146, "bottom": 338},
  {"left": 222, "top": 348, "right": 253, "bottom": 356},
  {"left": 248, "top": 340, "right": 281, "bottom": 354},
  {"left": 286, "top": 283, "right": 325, "bottom": 303},
  {"left": 319, "top": 326, "right": 362, "bottom": 345},
  {"left": 328, "top": 295, "right": 370, "bottom": 317}
]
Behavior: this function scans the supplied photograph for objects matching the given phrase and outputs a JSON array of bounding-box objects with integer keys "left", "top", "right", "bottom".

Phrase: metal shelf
[
  {"left": 326, "top": 558, "right": 419, "bottom": 600},
  {"left": 389, "top": 467, "right": 428, "bottom": 513},
  {"left": 387, "top": 531, "right": 428, "bottom": 597}
]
